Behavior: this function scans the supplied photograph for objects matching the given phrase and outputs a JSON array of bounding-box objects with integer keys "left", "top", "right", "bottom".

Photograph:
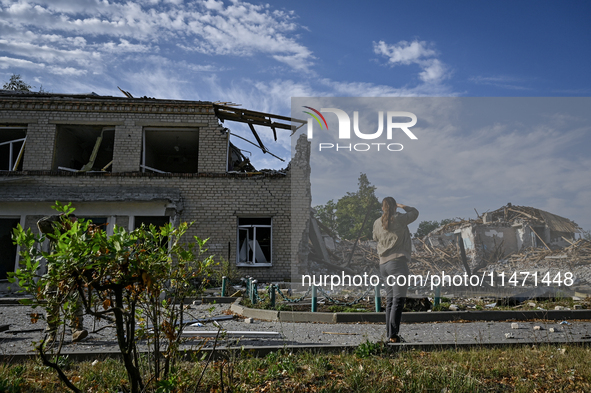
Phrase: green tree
[
  {"left": 315, "top": 173, "right": 381, "bottom": 240},
  {"left": 414, "top": 218, "right": 456, "bottom": 238},
  {"left": 3, "top": 74, "right": 32, "bottom": 91},
  {"left": 314, "top": 199, "right": 337, "bottom": 235},
  {"left": 10, "top": 202, "right": 214, "bottom": 393}
]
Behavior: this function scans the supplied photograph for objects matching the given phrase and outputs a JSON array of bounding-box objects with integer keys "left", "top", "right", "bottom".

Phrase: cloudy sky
[{"left": 1, "top": 0, "right": 590, "bottom": 231}]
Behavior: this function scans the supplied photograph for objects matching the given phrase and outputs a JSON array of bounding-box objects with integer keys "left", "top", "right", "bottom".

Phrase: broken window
[
  {"left": 142, "top": 128, "right": 199, "bottom": 173},
  {"left": 0, "top": 126, "right": 26, "bottom": 171},
  {"left": 0, "top": 218, "right": 19, "bottom": 280},
  {"left": 134, "top": 216, "right": 170, "bottom": 230},
  {"left": 237, "top": 218, "right": 272, "bottom": 266},
  {"left": 227, "top": 142, "right": 255, "bottom": 172},
  {"left": 53, "top": 125, "right": 115, "bottom": 172}
]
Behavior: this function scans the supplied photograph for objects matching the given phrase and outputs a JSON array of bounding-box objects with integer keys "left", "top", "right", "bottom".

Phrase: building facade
[{"left": 0, "top": 91, "right": 311, "bottom": 290}]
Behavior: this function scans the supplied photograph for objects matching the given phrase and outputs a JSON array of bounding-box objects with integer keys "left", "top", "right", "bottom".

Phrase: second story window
[
  {"left": 141, "top": 128, "right": 199, "bottom": 174},
  {"left": 0, "top": 126, "right": 26, "bottom": 171},
  {"left": 54, "top": 125, "right": 115, "bottom": 172}
]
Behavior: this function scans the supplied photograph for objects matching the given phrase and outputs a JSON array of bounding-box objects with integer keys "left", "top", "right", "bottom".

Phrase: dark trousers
[{"left": 380, "top": 257, "right": 409, "bottom": 339}]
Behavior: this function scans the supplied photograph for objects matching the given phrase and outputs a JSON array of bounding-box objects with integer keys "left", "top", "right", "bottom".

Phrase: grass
[{"left": 1, "top": 344, "right": 590, "bottom": 392}]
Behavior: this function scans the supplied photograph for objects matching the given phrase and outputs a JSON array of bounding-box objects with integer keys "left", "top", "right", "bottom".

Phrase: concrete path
[{"left": 1, "top": 303, "right": 591, "bottom": 359}]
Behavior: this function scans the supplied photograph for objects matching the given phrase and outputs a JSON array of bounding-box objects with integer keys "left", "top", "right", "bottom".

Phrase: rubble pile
[
  {"left": 430, "top": 219, "right": 475, "bottom": 235},
  {"left": 410, "top": 240, "right": 464, "bottom": 277},
  {"left": 487, "top": 239, "right": 591, "bottom": 285},
  {"left": 314, "top": 238, "right": 466, "bottom": 278},
  {"left": 308, "top": 204, "right": 589, "bottom": 294}
]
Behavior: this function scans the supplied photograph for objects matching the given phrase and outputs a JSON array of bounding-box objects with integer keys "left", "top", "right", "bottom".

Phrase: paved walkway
[{"left": 2, "top": 303, "right": 591, "bottom": 357}]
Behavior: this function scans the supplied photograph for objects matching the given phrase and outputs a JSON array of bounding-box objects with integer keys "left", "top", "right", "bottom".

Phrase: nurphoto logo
[{"left": 303, "top": 106, "right": 418, "bottom": 152}]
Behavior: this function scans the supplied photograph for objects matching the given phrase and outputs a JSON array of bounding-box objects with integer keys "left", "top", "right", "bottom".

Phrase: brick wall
[{"left": 0, "top": 96, "right": 311, "bottom": 283}]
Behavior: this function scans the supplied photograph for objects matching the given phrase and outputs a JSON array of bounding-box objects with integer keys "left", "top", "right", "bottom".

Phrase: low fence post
[
  {"left": 434, "top": 284, "right": 441, "bottom": 307},
  {"left": 269, "top": 284, "right": 276, "bottom": 308},
  {"left": 311, "top": 285, "right": 317, "bottom": 312},
  {"left": 251, "top": 279, "right": 258, "bottom": 305},
  {"left": 246, "top": 277, "right": 252, "bottom": 300},
  {"left": 374, "top": 284, "right": 382, "bottom": 312},
  {"left": 221, "top": 276, "right": 228, "bottom": 297}
]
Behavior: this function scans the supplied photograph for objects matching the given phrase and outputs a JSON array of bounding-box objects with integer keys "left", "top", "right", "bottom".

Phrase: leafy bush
[{"left": 10, "top": 202, "right": 215, "bottom": 393}]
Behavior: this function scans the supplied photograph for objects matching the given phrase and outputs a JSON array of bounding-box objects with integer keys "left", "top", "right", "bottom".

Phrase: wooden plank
[
  {"left": 529, "top": 225, "right": 551, "bottom": 250},
  {"left": 181, "top": 331, "right": 282, "bottom": 338}
]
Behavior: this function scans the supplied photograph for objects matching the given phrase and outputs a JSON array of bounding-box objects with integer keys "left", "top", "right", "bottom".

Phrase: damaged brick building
[
  {"left": 0, "top": 90, "right": 311, "bottom": 290},
  {"left": 424, "top": 203, "right": 581, "bottom": 272}
]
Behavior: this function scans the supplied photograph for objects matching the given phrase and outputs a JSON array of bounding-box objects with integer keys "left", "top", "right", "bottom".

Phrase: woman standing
[{"left": 373, "top": 197, "right": 419, "bottom": 343}]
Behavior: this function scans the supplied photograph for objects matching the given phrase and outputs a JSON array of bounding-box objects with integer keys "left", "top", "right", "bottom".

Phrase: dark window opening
[
  {"left": 53, "top": 125, "right": 115, "bottom": 172},
  {"left": 79, "top": 217, "right": 109, "bottom": 231},
  {"left": 142, "top": 128, "right": 199, "bottom": 173},
  {"left": 134, "top": 216, "right": 170, "bottom": 247},
  {"left": 0, "top": 127, "right": 26, "bottom": 171},
  {"left": 0, "top": 218, "right": 19, "bottom": 280},
  {"left": 532, "top": 227, "right": 546, "bottom": 247},
  {"left": 134, "top": 216, "right": 170, "bottom": 230},
  {"left": 237, "top": 217, "right": 272, "bottom": 265}
]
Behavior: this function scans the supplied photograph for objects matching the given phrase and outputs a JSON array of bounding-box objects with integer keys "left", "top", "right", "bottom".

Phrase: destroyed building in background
[
  {"left": 0, "top": 90, "right": 311, "bottom": 290},
  {"left": 306, "top": 203, "right": 590, "bottom": 295},
  {"left": 424, "top": 203, "right": 581, "bottom": 272}
]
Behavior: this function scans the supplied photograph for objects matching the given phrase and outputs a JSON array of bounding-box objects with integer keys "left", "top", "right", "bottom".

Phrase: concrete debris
[
  {"left": 511, "top": 323, "right": 519, "bottom": 329},
  {"left": 549, "top": 328, "right": 555, "bottom": 333},
  {"left": 533, "top": 326, "right": 541, "bottom": 330},
  {"left": 505, "top": 333, "right": 514, "bottom": 338}
]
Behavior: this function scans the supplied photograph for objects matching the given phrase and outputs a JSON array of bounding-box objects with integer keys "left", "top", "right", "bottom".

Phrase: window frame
[
  {"left": 0, "top": 215, "right": 25, "bottom": 281},
  {"left": 0, "top": 126, "right": 27, "bottom": 171},
  {"left": 236, "top": 217, "right": 273, "bottom": 267},
  {"left": 141, "top": 127, "right": 200, "bottom": 174}
]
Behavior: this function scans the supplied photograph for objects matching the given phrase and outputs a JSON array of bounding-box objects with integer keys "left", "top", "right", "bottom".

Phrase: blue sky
[{"left": 1, "top": 0, "right": 590, "bottom": 231}]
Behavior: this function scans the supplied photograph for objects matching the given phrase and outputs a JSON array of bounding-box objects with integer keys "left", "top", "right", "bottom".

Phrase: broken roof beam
[
  {"left": 229, "top": 132, "right": 285, "bottom": 162},
  {"left": 213, "top": 104, "right": 306, "bottom": 131},
  {"left": 248, "top": 123, "right": 267, "bottom": 154}
]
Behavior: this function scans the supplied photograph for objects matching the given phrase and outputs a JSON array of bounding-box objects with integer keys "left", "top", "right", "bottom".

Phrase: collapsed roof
[{"left": 429, "top": 203, "right": 581, "bottom": 236}]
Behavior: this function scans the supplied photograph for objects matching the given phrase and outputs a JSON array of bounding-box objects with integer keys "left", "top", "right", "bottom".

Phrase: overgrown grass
[{"left": 1, "top": 344, "right": 590, "bottom": 392}]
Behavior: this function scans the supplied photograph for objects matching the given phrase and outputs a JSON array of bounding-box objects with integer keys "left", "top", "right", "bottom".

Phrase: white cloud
[
  {"left": 373, "top": 40, "right": 435, "bottom": 65},
  {"left": 0, "top": 55, "right": 41, "bottom": 70},
  {"left": 419, "top": 59, "right": 447, "bottom": 83},
  {"left": 469, "top": 75, "right": 532, "bottom": 91},
  {"left": 47, "top": 65, "right": 87, "bottom": 75},
  {"left": 0, "top": 0, "right": 313, "bottom": 71},
  {"left": 99, "top": 39, "right": 153, "bottom": 54},
  {"left": 373, "top": 40, "right": 449, "bottom": 84}
]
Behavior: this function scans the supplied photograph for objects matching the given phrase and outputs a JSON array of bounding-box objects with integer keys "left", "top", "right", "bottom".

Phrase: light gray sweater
[{"left": 372, "top": 206, "right": 419, "bottom": 264}]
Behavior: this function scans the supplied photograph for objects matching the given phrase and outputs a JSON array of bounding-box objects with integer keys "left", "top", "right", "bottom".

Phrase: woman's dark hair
[{"left": 381, "top": 197, "right": 397, "bottom": 230}]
